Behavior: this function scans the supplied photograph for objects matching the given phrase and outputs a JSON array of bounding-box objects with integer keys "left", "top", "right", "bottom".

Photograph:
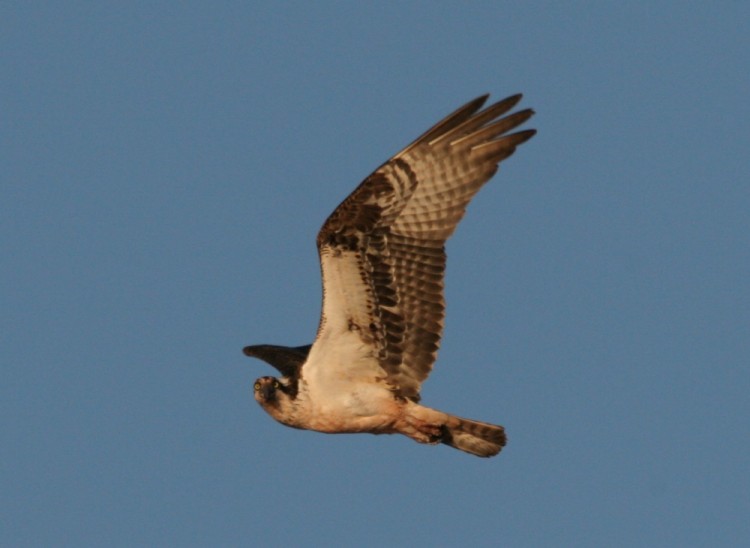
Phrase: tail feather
[{"left": 441, "top": 415, "right": 507, "bottom": 458}]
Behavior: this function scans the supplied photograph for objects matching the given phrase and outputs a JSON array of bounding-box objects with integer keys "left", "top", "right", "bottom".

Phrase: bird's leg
[{"left": 398, "top": 403, "right": 448, "bottom": 444}]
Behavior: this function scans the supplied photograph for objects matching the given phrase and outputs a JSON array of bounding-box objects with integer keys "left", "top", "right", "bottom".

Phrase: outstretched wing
[
  {"left": 243, "top": 344, "right": 312, "bottom": 377},
  {"left": 309, "top": 94, "right": 535, "bottom": 401}
]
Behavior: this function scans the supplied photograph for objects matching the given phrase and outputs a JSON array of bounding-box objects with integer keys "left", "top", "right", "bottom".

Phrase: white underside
[{"left": 300, "top": 249, "right": 398, "bottom": 427}]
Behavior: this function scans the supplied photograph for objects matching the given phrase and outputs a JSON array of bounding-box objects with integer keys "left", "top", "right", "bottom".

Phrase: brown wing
[
  {"left": 314, "top": 94, "right": 535, "bottom": 401},
  {"left": 243, "top": 344, "right": 312, "bottom": 377}
]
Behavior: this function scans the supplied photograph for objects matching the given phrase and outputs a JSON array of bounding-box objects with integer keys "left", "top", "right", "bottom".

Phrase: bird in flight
[{"left": 244, "top": 93, "right": 535, "bottom": 457}]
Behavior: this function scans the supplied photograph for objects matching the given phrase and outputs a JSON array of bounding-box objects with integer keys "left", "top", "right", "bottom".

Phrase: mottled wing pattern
[{"left": 314, "top": 94, "right": 535, "bottom": 400}]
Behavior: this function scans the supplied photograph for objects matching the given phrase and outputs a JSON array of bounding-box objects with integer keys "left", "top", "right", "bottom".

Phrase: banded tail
[{"left": 441, "top": 415, "right": 507, "bottom": 458}]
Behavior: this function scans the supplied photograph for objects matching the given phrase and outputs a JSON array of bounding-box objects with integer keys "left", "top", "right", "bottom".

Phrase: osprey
[{"left": 244, "top": 94, "right": 535, "bottom": 457}]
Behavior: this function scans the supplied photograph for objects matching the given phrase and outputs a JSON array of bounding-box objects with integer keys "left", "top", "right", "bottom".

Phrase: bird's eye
[
  {"left": 273, "top": 380, "right": 280, "bottom": 389},
  {"left": 253, "top": 381, "right": 261, "bottom": 391}
]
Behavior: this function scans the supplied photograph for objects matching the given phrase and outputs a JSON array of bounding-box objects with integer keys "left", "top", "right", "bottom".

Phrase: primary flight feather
[{"left": 244, "top": 93, "right": 535, "bottom": 457}]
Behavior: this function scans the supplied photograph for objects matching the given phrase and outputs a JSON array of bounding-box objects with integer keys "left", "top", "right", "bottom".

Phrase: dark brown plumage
[
  {"left": 315, "top": 93, "right": 534, "bottom": 401},
  {"left": 244, "top": 94, "right": 535, "bottom": 457}
]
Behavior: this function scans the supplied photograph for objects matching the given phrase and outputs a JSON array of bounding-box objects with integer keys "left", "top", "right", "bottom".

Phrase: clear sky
[{"left": 2, "top": 2, "right": 748, "bottom": 546}]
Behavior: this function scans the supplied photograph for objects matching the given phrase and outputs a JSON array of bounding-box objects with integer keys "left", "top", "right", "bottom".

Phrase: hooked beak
[{"left": 261, "top": 382, "right": 276, "bottom": 401}]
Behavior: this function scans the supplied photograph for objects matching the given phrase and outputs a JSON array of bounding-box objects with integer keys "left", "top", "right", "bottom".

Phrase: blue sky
[{"left": 2, "top": 2, "right": 748, "bottom": 546}]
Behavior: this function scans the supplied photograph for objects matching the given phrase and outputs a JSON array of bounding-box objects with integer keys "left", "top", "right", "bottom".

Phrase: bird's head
[
  {"left": 244, "top": 345, "right": 307, "bottom": 427},
  {"left": 253, "top": 376, "right": 282, "bottom": 404},
  {"left": 252, "top": 376, "right": 297, "bottom": 425}
]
